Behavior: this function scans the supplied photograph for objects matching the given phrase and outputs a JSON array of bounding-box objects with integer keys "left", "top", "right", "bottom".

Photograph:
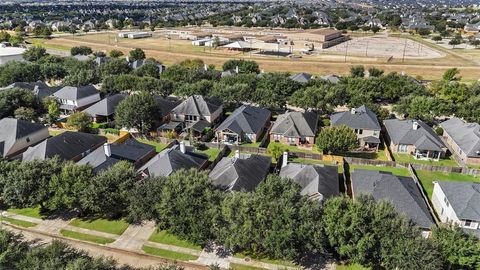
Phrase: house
[
  {"left": 288, "top": 73, "right": 313, "bottom": 83},
  {"left": 270, "top": 111, "right": 318, "bottom": 147},
  {"left": 320, "top": 74, "right": 341, "bottom": 84},
  {"left": 0, "top": 118, "right": 49, "bottom": 159},
  {"left": 54, "top": 85, "right": 101, "bottom": 114},
  {"left": 279, "top": 153, "right": 339, "bottom": 201},
  {"left": 216, "top": 105, "right": 271, "bottom": 145},
  {"left": 170, "top": 95, "right": 223, "bottom": 125},
  {"left": 22, "top": 131, "right": 106, "bottom": 162},
  {"left": 432, "top": 181, "right": 480, "bottom": 238},
  {"left": 331, "top": 105, "right": 381, "bottom": 151},
  {"left": 384, "top": 119, "right": 447, "bottom": 160},
  {"left": 440, "top": 118, "right": 480, "bottom": 166},
  {"left": 155, "top": 96, "right": 181, "bottom": 123},
  {"left": 137, "top": 141, "right": 208, "bottom": 177},
  {"left": 209, "top": 150, "right": 271, "bottom": 191},
  {"left": 77, "top": 138, "right": 156, "bottom": 172},
  {"left": 83, "top": 94, "right": 127, "bottom": 122},
  {"left": 352, "top": 169, "right": 435, "bottom": 234},
  {"left": 0, "top": 81, "right": 60, "bottom": 100}
]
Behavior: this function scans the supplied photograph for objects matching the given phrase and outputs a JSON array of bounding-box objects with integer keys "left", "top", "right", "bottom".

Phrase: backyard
[
  {"left": 415, "top": 170, "right": 480, "bottom": 199},
  {"left": 393, "top": 153, "right": 459, "bottom": 167},
  {"left": 136, "top": 138, "right": 168, "bottom": 152},
  {"left": 349, "top": 164, "right": 410, "bottom": 177}
]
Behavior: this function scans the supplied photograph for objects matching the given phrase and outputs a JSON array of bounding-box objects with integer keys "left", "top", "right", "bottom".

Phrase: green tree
[
  {"left": 418, "top": 28, "right": 431, "bottom": 36},
  {"left": 449, "top": 38, "right": 461, "bottom": 48},
  {"left": 134, "top": 62, "right": 160, "bottom": 78},
  {"left": 9, "top": 34, "right": 24, "bottom": 46},
  {"left": 14, "top": 107, "right": 36, "bottom": 122},
  {"left": 115, "top": 91, "right": 160, "bottom": 133},
  {"left": 66, "top": 111, "right": 92, "bottom": 132},
  {"left": 100, "top": 58, "right": 132, "bottom": 77},
  {"left": 0, "top": 62, "right": 43, "bottom": 87},
  {"left": 442, "top": 68, "right": 461, "bottom": 82},
  {"left": 127, "top": 176, "right": 164, "bottom": 223},
  {"left": 0, "top": 31, "right": 11, "bottom": 42},
  {"left": 43, "top": 97, "right": 60, "bottom": 125},
  {"left": 267, "top": 143, "right": 288, "bottom": 160},
  {"left": 432, "top": 36, "right": 442, "bottom": 43},
  {"left": 316, "top": 125, "right": 358, "bottom": 154},
  {"left": 253, "top": 72, "right": 301, "bottom": 108},
  {"left": 222, "top": 59, "right": 260, "bottom": 74},
  {"left": 23, "top": 46, "right": 47, "bottom": 62},
  {"left": 432, "top": 225, "right": 480, "bottom": 269},
  {"left": 0, "top": 88, "right": 37, "bottom": 118},
  {"left": 109, "top": 49, "right": 124, "bottom": 58},
  {"left": 129, "top": 48, "right": 146, "bottom": 61},
  {"left": 367, "top": 67, "right": 384, "bottom": 77},
  {"left": 40, "top": 62, "right": 67, "bottom": 81},
  {"left": 350, "top": 65, "right": 365, "bottom": 78},
  {"left": 70, "top": 46, "right": 93, "bottom": 56},
  {"left": 0, "top": 229, "right": 28, "bottom": 269},
  {"left": 179, "top": 58, "right": 204, "bottom": 69}
]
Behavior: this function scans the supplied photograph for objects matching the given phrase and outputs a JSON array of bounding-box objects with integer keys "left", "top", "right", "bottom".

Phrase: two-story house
[
  {"left": 54, "top": 85, "right": 101, "bottom": 114},
  {"left": 440, "top": 118, "right": 480, "bottom": 166},
  {"left": 270, "top": 111, "right": 318, "bottom": 148},
  {"left": 170, "top": 95, "right": 223, "bottom": 125},
  {"left": 0, "top": 118, "right": 49, "bottom": 159}
]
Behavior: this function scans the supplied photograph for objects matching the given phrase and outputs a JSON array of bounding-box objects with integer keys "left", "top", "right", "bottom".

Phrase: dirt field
[{"left": 35, "top": 29, "right": 480, "bottom": 81}]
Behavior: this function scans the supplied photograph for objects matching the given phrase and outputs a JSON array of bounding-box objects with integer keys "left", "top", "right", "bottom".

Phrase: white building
[{"left": 0, "top": 45, "right": 25, "bottom": 66}]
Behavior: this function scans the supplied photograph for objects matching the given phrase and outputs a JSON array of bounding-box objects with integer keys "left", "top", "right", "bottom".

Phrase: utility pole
[{"left": 365, "top": 39, "right": 369, "bottom": 57}]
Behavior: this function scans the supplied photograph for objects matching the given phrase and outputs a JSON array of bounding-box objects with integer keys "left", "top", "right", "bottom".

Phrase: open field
[{"left": 32, "top": 28, "right": 480, "bottom": 80}]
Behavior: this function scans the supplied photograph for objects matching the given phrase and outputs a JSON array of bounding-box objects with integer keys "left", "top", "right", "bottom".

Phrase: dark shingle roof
[
  {"left": 209, "top": 153, "right": 271, "bottom": 191},
  {"left": 110, "top": 138, "right": 155, "bottom": 163},
  {"left": 155, "top": 96, "right": 181, "bottom": 119},
  {"left": 352, "top": 169, "right": 435, "bottom": 229},
  {"left": 216, "top": 105, "right": 271, "bottom": 135},
  {"left": 384, "top": 119, "right": 445, "bottom": 151},
  {"left": 331, "top": 105, "right": 381, "bottom": 131},
  {"left": 271, "top": 111, "right": 318, "bottom": 138},
  {"left": 280, "top": 163, "right": 339, "bottom": 201},
  {"left": 22, "top": 131, "right": 106, "bottom": 161},
  {"left": 171, "top": 95, "right": 222, "bottom": 119},
  {"left": 440, "top": 118, "right": 480, "bottom": 158},
  {"left": 54, "top": 85, "right": 99, "bottom": 100},
  {"left": 436, "top": 181, "right": 480, "bottom": 221},
  {"left": 0, "top": 118, "right": 48, "bottom": 158},
  {"left": 83, "top": 94, "right": 127, "bottom": 117},
  {"left": 77, "top": 146, "right": 120, "bottom": 173}
]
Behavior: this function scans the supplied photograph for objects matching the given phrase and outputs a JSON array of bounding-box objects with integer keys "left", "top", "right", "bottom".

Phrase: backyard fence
[{"left": 408, "top": 165, "right": 441, "bottom": 225}]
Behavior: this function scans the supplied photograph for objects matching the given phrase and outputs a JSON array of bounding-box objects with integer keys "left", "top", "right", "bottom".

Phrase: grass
[
  {"left": 27, "top": 38, "right": 70, "bottom": 51},
  {"left": 291, "top": 157, "right": 344, "bottom": 173},
  {"left": 230, "top": 263, "right": 268, "bottom": 270},
  {"left": 234, "top": 253, "right": 296, "bottom": 267},
  {"left": 350, "top": 164, "right": 410, "bottom": 177},
  {"left": 241, "top": 142, "right": 262, "bottom": 147},
  {"left": 267, "top": 142, "right": 320, "bottom": 154},
  {"left": 60, "top": 229, "right": 115, "bottom": 244},
  {"left": 48, "top": 129, "right": 67, "bottom": 136},
  {"left": 393, "top": 153, "right": 459, "bottom": 167},
  {"left": 69, "top": 218, "right": 129, "bottom": 236},
  {"left": 8, "top": 206, "right": 46, "bottom": 219},
  {"left": 91, "top": 122, "right": 108, "bottom": 129},
  {"left": 137, "top": 138, "right": 168, "bottom": 152},
  {"left": 148, "top": 230, "right": 202, "bottom": 251},
  {"left": 0, "top": 216, "right": 38, "bottom": 228},
  {"left": 142, "top": 245, "right": 199, "bottom": 261},
  {"left": 336, "top": 263, "right": 371, "bottom": 270},
  {"left": 341, "top": 149, "right": 389, "bottom": 161},
  {"left": 194, "top": 147, "right": 222, "bottom": 161},
  {"left": 415, "top": 170, "right": 480, "bottom": 199}
]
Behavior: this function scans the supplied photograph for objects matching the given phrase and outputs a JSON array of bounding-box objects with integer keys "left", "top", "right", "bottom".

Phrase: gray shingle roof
[
  {"left": 352, "top": 169, "right": 435, "bottom": 229},
  {"left": 331, "top": 105, "right": 381, "bottom": 131},
  {"left": 171, "top": 95, "right": 222, "bottom": 119},
  {"left": 279, "top": 163, "right": 339, "bottom": 201},
  {"left": 137, "top": 144, "right": 208, "bottom": 177},
  {"left": 216, "top": 105, "right": 271, "bottom": 135},
  {"left": 22, "top": 131, "right": 106, "bottom": 161},
  {"left": 384, "top": 119, "right": 445, "bottom": 152},
  {"left": 110, "top": 138, "right": 155, "bottom": 163},
  {"left": 436, "top": 181, "right": 480, "bottom": 221},
  {"left": 209, "top": 153, "right": 271, "bottom": 191},
  {"left": 0, "top": 118, "right": 48, "bottom": 158},
  {"left": 155, "top": 96, "right": 181, "bottom": 119},
  {"left": 54, "top": 85, "right": 99, "bottom": 100},
  {"left": 77, "top": 146, "right": 121, "bottom": 173},
  {"left": 271, "top": 111, "right": 318, "bottom": 138},
  {"left": 83, "top": 94, "right": 127, "bottom": 117},
  {"left": 288, "top": 73, "right": 312, "bottom": 83},
  {"left": 440, "top": 118, "right": 480, "bottom": 158}
]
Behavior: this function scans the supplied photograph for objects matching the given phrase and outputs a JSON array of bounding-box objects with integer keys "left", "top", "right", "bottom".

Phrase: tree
[
  {"left": 253, "top": 72, "right": 301, "bottom": 108},
  {"left": 40, "top": 62, "right": 67, "bottom": 81},
  {"left": 93, "top": 51, "right": 106, "bottom": 58},
  {"left": 0, "top": 31, "right": 11, "bottom": 42},
  {"left": 471, "top": 39, "right": 480, "bottom": 48},
  {"left": 129, "top": 48, "right": 146, "bottom": 61},
  {"left": 449, "top": 38, "right": 461, "bottom": 48},
  {"left": 0, "top": 88, "right": 37, "bottom": 118},
  {"left": 432, "top": 225, "right": 480, "bottom": 269},
  {"left": 43, "top": 97, "right": 60, "bottom": 125},
  {"left": 316, "top": 125, "right": 358, "bottom": 154},
  {"left": 100, "top": 58, "right": 131, "bottom": 77},
  {"left": 156, "top": 169, "right": 224, "bottom": 246},
  {"left": 115, "top": 91, "right": 160, "bottom": 133},
  {"left": 367, "top": 67, "right": 384, "bottom": 77},
  {"left": 70, "top": 46, "right": 93, "bottom": 56},
  {"left": 267, "top": 143, "right": 288, "bottom": 160},
  {"left": 417, "top": 28, "right": 431, "bottom": 36},
  {"left": 23, "top": 46, "right": 47, "bottom": 62},
  {"left": 432, "top": 36, "right": 442, "bottom": 43},
  {"left": 14, "top": 107, "right": 36, "bottom": 122},
  {"left": 289, "top": 83, "right": 346, "bottom": 113},
  {"left": 0, "top": 62, "right": 43, "bottom": 87},
  {"left": 109, "top": 49, "right": 124, "bottom": 58},
  {"left": 442, "top": 68, "right": 461, "bottom": 82},
  {"left": 127, "top": 176, "right": 164, "bottom": 223},
  {"left": 9, "top": 34, "right": 24, "bottom": 46},
  {"left": 174, "top": 80, "right": 213, "bottom": 97},
  {"left": 0, "top": 229, "right": 29, "bottom": 269},
  {"left": 66, "top": 111, "right": 92, "bottom": 132},
  {"left": 350, "top": 65, "right": 365, "bottom": 78},
  {"left": 222, "top": 59, "right": 260, "bottom": 74},
  {"left": 134, "top": 62, "right": 160, "bottom": 78},
  {"left": 371, "top": 26, "right": 380, "bottom": 33},
  {"left": 179, "top": 58, "right": 204, "bottom": 69}
]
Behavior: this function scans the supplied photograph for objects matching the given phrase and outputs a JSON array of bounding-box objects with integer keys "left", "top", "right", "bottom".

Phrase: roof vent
[
  {"left": 413, "top": 121, "right": 419, "bottom": 130},
  {"left": 351, "top": 108, "right": 356, "bottom": 115},
  {"left": 476, "top": 150, "right": 480, "bottom": 156}
]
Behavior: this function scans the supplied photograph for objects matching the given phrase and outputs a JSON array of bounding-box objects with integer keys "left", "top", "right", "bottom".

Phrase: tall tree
[
  {"left": 316, "top": 125, "right": 358, "bottom": 154},
  {"left": 128, "top": 48, "right": 146, "bottom": 61},
  {"left": 115, "top": 91, "right": 160, "bottom": 133}
]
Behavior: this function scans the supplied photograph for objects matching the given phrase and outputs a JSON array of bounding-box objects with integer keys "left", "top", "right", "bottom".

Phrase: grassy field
[
  {"left": 148, "top": 230, "right": 202, "bottom": 251},
  {"left": 27, "top": 38, "right": 70, "bottom": 51},
  {"left": 230, "top": 263, "right": 268, "bottom": 270},
  {"left": 393, "top": 154, "right": 459, "bottom": 167},
  {"left": 234, "top": 253, "right": 296, "bottom": 267},
  {"left": 8, "top": 206, "right": 46, "bottom": 219},
  {"left": 69, "top": 218, "right": 129, "bottom": 235},
  {"left": 415, "top": 170, "right": 480, "bottom": 199},
  {"left": 136, "top": 138, "right": 168, "bottom": 152},
  {"left": 142, "top": 245, "right": 199, "bottom": 261},
  {"left": 194, "top": 147, "right": 222, "bottom": 161},
  {"left": 0, "top": 216, "right": 38, "bottom": 228},
  {"left": 350, "top": 164, "right": 410, "bottom": 177},
  {"left": 60, "top": 229, "right": 115, "bottom": 244},
  {"left": 336, "top": 263, "right": 370, "bottom": 270}
]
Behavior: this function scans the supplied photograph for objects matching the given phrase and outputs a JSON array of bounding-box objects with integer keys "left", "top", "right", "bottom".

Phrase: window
[
  {"left": 26, "top": 137, "right": 30, "bottom": 143},
  {"left": 287, "top": 137, "right": 296, "bottom": 143},
  {"left": 398, "top": 144, "right": 408, "bottom": 153},
  {"left": 358, "top": 129, "right": 363, "bottom": 135},
  {"left": 465, "top": 220, "right": 472, "bottom": 227},
  {"left": 373, "top": 130, "right": 379, "bottom": 137},
  {"left": 441, "top": 208, "right": 444, "bottom": 215},
  {"left": 444, "top": 197, "right": 450, "bottom": 207}
]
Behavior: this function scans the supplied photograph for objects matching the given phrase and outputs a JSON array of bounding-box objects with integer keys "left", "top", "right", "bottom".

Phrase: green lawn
[
  {"left": 291, "top": 158, "right": 344, "bottom": 173},
  {"left": 230, "top": 263, "right": 268, "bottom": 270},
  {"left": 393, "top": 154, "right": 459, "bottom": 167},
  {"left": 350, "top": 165, "right": 410, "bottom": 177},
  {"left": 342, "top": 149, "right": 389, "bottom": 161},
  {"left": 8, "top": 206, "right": 46, "bottom": 219},
  {"left": 0, "top": 216, "right": 38, "bottom": 228},
  {"left": 136, "top": 138, "right": 168, "bottom": 152},
  {"left": 27, "top": 38, "right": 70, "bottom": 51},
  {"left": 60, "top": 229, "right": 115, "bottom": 244},
  {"left": 336, "top": 263, "right": 371, "bottom": 270},
  {"left": 241, "top": 142, "right": 262, "bottom": 147},
  {"left": 267, "top": 142, "right": 320, "bottom": 154},
  {"left": 415, "top": 170, "right": 480, "bottom": 199},
  {"left": 234, "top": 253, "right": 296, "bottom": 267},
  {"left": 91, "top": 122, "right": 108, "bottom": 129},
  {"left": 195, "top": 147, "right": 222, "bottom": 161},
  {"left": 69, "top": 218, "right": 129, "bottom": 236},
  {"left": 148, "top": 230, "right": 202, "bottom": 251},
  {"left": 142, "top": 245, "right": 199, "bottom": 261},
  {"left": 48, "top": 129, "right": 67, "bottom": 136}
]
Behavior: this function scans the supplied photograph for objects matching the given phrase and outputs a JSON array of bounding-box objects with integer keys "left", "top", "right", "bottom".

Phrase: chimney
[
  {"left": 235, "top": 65, "right": 239, "bottom": 74},
  {"left": 351, "top": 108, "right": 356, "bottom": 114},
  {"left": 126, "top": 56, "right": 129, "bottom": 62},
  {"left": 104, "top": 143, "right": 111, "bottom": 157},
  {"left": 413, "top": 121, "right": 419, "bottom": 130},
  {"left": 204, "top": 63, "right": 208, "bottom": 71},
  {"left": 234, "top": 150, "right": 240, "bottom": 158},
  {"left": 282, "top": 151, "right": 289, "bottom": 168},
  {"left": 180, "top": 141, "right": 186, "bottom": 154}
]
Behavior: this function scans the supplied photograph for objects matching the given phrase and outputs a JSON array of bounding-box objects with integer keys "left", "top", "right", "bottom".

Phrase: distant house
[
  {"left": 54, "top": 85, "right": 101, "bottom": 114},
  {"left": 279, "top": 154, "right": 339, "bottom": 201},
  {"left": 129, "top": 59, "right": 166, "bottom": 73},
  {"left": 288, "top": 73, "right": 313, "bottom": 83},
  {"left": 83, "top": 94, "right": 127, "bottom": 122},
  {"left": 0, "top": 118, "right": 49, "bottom": 159},
  {"left": 320, "top": 74, "right": 341, "bottom": 84},
  {"left": 216, "top": 105, "right": 271, "bottom": 145},
  {"left": 170, "top": 95, "right": 223, "bottom": 125},
  {"left": 432, "top": 181, "right": 480, "bottom": 238},
  {"left": 331, "top": 105, "right": 381, "bottom": 151},
  {"left": 0, "top": 81, "right": 60, "bottom": 100},
  {"left": 384, "top": 119, "right": 447, "bottom": 160},
  {"left": 352, "top": 169, "right": 435, "bottom": 234},
  {"left": 270, "top": 111, "right": 318, "bottom": 147},
  {"left": 137, "top": 142, "right": 208, "bottom": 177},
  {"left": 22, "top": 131, "right": 106, "bottom": 162},
  {"left": 440, "top": 118, "right": 480, "bottom": 166},
  {"left": 209, "top": 151, "right": 271, "bottom": 191}
]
